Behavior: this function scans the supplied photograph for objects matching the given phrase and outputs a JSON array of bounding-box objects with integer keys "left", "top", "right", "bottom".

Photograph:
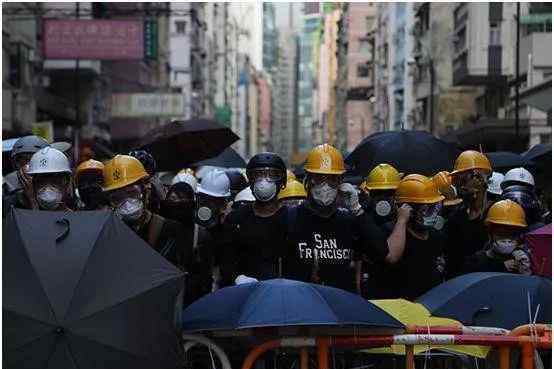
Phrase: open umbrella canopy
[
  {"left": 525, "top": 224, "right": 552, "bottom": 277},
  {"left": 417, "top": 273, "right": 551, "bottom": 330},
  {"left": 182, "top": 279, "right": 403, "bottom": 332},
  {"left": 194, "top": 147, "right": 246, "bottom": 169},
  {"left": 522, "top": 143, "right": 551, "bottom": 162},
  {"left": 3, "top": 209, "right": 185, "bottom": 369},
  {"left": 134, "top": 119, "right": 239, "bottom": 172},
  {"left": 485, "top": 151, "right": 533, "bottom": 171},
  {"left": 345, "top": 130, "right": 459, "bottom": 177},
  {"left": 365, "top": 299, "right": 490, "bottom": 358}
]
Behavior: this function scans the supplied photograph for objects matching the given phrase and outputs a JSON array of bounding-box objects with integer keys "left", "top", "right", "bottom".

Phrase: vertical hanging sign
[{"left": 144, "top": 19, "right": 158, "bottom": 60}]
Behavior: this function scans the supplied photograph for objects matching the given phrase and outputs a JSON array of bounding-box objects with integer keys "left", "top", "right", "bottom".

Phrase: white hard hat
[
  {"left": 234, "top": 187, "right": 256, "bottom": 203},
  {"left": 487, "top": 172, "right": 504, "bottom": 195},
  {"left": 197, "top": 169, "right": 231, "bottom": 197},
  {"left": 171, "top": 172, "right": 198, "bottom": 192},
  {"left": 27, "top": 147, "right": 71, "bottom": 175},
  {"left": 195, "top": 165, "right": 220, "bottom": 180},
  {"left": 501, "top": 167, "right": 535, "bottom": 189}
]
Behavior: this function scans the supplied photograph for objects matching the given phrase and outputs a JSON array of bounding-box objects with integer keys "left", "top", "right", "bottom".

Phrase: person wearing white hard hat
[
  {"left": 501, "top": 167, "right": 535, "bottom": 190},
  {"left": 486, "top": 172, "right": 504, "bottom": 209},
  {"left": 27, "top": 147, "right": 75, "bottom": 211},
  {"left": 232, "top": 187, "right": 256, "bottom": 210}
]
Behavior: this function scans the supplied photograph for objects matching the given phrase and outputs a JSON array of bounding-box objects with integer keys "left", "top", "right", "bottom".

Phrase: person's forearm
[{"left": 385, "top": 218, "right": 408, "bottom": 264}]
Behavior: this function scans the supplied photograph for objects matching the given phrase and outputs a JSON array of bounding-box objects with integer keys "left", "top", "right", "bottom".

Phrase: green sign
[
  {"left": 215, "top": 105, "right": 232, "bottom": 127},
  {"left": 144, "top": 20, "right": 158, "bottom": 59}
]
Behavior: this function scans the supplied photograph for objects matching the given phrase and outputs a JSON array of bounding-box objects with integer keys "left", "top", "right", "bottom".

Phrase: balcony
[{"left": 452, "top": 47, "right": 508, "bottom": 86}]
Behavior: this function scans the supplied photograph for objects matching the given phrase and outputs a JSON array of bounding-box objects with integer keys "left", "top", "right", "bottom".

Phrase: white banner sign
[{"left": 111, "top": 93, "right": 185, "bottom": 117}]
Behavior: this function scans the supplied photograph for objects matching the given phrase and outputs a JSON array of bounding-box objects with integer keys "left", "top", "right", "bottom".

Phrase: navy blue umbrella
[
  {"left": 417, "top": 273, "right": 551, "bottom": 330},
  {"left": 182, "top": 279, "right": 403, "bottom": 332}
]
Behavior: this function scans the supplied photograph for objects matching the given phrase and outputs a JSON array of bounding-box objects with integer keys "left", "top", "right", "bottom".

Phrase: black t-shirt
[
  {"left": 282, "top": 203, "right": 388, "bottom": 292},
  {"left": 462, "top": 249, "right": 509, "bottom": 274},
  {"left": 225, "top": 204, "right": 288, "bottom": 281},
  {"left": 371, "top": 222, "right": 445, "bottom": 300},
  {"left": 444, "top": 207, "right": 489, "bottom": 279}
]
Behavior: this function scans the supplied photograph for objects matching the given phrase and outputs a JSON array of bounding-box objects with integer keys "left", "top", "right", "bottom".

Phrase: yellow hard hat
[
  {"left": 75, "top": 159, "right": 105, "bottom": 185},
  {"left": 432, "top": 171, "right": 463, "bottom": 206},
  {"left": 304, "top": 143, "right": 345, "bottom": 175},
  {"left": 364, "top": 163, "right": 402, "bottom": 191},
  {"left": 451, "top": 150, "right": 492, "bottom": 176},
  {"left": 278, "top": 179, "right": 307, "bottom": 200},
  {"left": 485, "top": 199, "right": 528, "bottom": 228},
  {"left": 396, "top": 174, "right": 445, "bottom": 204},
  {"left": 103, "top": 155, "right": 149, "bottom": 192},
  {"left": 286, "top": 169, "right": 297, "bottom": 181}
]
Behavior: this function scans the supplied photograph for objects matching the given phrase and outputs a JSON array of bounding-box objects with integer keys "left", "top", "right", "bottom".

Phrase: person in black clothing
[
  {"left": 224, "top": 169, "right": 249, "bottom": 199},
  {"left": 225, "top": 152, "right": 289, "bottom": 284},
  {"left": 463, "top": 200, "right": 532, "bottom": 275},
  {"left": 75, "top": 159, "right": 108, "bottom": 210},
  {"left": 444, "top": 151, "right": 492, "bottom": 279},
  {"left": 360, "top": 164, "right": 403, "bottom": 227},
  {"left": 370, "top": 174, "right": 446, "bottom": 300},
  {"left": 281, "top": 144, "right": 405, "bottom": 294},
  {"left": 502, "top": 185, "right": 546, "bottom": 232},
  {"left": 129, "top": 149, "right": 166, "bottom": 214}
]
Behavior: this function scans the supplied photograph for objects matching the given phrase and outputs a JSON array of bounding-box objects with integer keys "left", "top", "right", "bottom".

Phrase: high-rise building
[{"left": 262, "top": 3, "right": 279, "bottom": 73}]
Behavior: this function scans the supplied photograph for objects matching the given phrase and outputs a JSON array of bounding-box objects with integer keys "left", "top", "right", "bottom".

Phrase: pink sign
[{"left": 43, "top": 19, "right": 144, "bottom": 60}]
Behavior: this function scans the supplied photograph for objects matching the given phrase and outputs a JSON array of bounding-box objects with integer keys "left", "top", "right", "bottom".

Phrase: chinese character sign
[
  {"left": 43, "top": 20, "right": 144, "bottom": 60},
  {"left": 111, "top": 94, "right": 185, "bottom": 117}
]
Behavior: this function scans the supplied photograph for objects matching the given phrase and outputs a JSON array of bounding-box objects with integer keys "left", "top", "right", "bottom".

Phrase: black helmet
[
  {"left": 501, "top": 185, "right": 542, "bottom": 224},
  {"left": 224, "top": 169, "right": 249, "bottom": 196},
  {"left": 11, "top": 135, "right": 49, "bottom": 158},
  {"left": 129, "top": 150, "right": 156, "bottom": 175},
  {"left": 246, "top": 152, "right": 286, "bottom": 181}
]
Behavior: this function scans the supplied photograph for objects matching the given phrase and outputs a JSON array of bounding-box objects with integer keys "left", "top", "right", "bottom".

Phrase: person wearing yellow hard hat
[
  {"left": 445, "top": 150, "right": 493, "bottom": 278},
  {"left": 75, "top": 159, "right": 106, "bottom": 210},
  {"left": 281, "top": 144, "right": 392, "bottom": 294},
  {"left": 103, "top": 155, "right": 188, "bottom": 270},
  {"left": 431, "top": 171, "right": 463, "bottom": 230},
  {"left": 373, "top": 174, "right": 445, "bottom": 300},
  {"left": 463, "top": 200, "right": 532, "bottom": 275},
  {"left": 278, "top": 179, "right": 307, "bottom": 207},
  {"left": 361, "top": 163, "right": 403, "bottom": 225}
]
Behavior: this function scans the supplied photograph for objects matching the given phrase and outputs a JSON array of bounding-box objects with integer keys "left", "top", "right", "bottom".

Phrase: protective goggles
[
  {"left": 452, "top": 170, "right": 488, "bottom": 190},
  {"left": 106, "top": 184, "right": 144, "bottom": 206},
  {"left": 33, "top": 174, "right": 70, "bottom": 190},
  {"left": 414, "top": 202, "right": 443, "bottom": 219},
  {"left": 247, "top": 167, "right": 283, "bottom": 183},
  {"left": 306, "top": 173, "right": 341, "bottom": 187}
]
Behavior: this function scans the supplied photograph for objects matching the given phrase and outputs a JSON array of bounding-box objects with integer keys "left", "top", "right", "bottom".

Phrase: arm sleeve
[{"left": 355, "top": 212, "right": 388, "bottom": 263}]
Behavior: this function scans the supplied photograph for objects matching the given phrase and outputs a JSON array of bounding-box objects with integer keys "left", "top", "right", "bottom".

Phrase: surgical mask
[
  {"left": 252, "top": 179, "right": 277, "bottom": 202},
  {"left": 493, "top": 238, "right": 518, "bottom": 255},
  {"left": 37, "top": 185, "right": 63, "bottom": 210},
  {"left": 311, "top": 182, "right": 338, "bottom": 207},
  {"left": 115, "top": 198, "right": 144, "bottom": 224}
]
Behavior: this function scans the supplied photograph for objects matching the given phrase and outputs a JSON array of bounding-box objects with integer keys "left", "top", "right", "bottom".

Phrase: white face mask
[
  {"left": 115, "top": 198, "right": 144, "bottom": 224},
  {"left": 493, "top": 237, "right": 518, "bottom": 255},
  {"left": 37, "top": 185, "right": 63, "bottom": 210},
  {"left": 311, "top": 183, "right": 338, "bottom": 207},
  {"left": 252, "top": 179, "right": 277, "bottom": 202}
]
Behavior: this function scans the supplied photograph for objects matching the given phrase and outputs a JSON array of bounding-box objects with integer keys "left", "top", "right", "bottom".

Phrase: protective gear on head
[
  {"left": 103, "top": 155, "right": 148, "bottom": 192},
  {"left": 501, "top": 185, "right": 542, "bottom": 224},
  {"left": 76, "top": 159, "right": 104, "bottom": 185},
  {"left": 246, "top": 152, "right": 286, "bottom": 184},
  {"left": 311, "top": 182, "right": 338, "bottom": 207},
  {"left": 128, "top": 150, "right": 156, "bottom": 176},
  {"left": 485, "top": 199, "right": 527, "bottom": 228},
  {"left": 395, "top": 174, "right": 444, "bottom": 204},
  {"left": 278, "top": 179, "right": 307, "bottom": 200},
  {"left": 37, "top": 185, "right": 63, "bottom": 210},
  {"left": 433, "top": 171, "right": 463, "bottom": 206},
  {"left": 304, "top": 143, "right": 345, "bottom": 175},
  {"left": 27, "top": 147, "right": 72, "bottom": 175},
  {"left": 235, "top": 275, "right": 259, "bottom": 285},
  {"left": 487, "top": 172, "right": 505, "bottom": 195},
  {"left": 235, "top": 187, "right": 256, "bottom": 203},
  {"left": 197, "top": 169, "right": 231, "bottom": 198},
  {"left": 363, "top": 164, "right": 402, "bottom": 191},
  {"left": 492, "top": 237, "right": 519, "bottom": 255},
  {"left": 171, "top": 172, "right": 198, "bottom": 192},
  {"left": 11, "top": 135, "right": 49, "bottom": 159},
  {"left": 115, "top": 198, "right": 144, "bottom": 224},
  {"left": 502, "top": 167, "right": 535, "bottom": 189},
  {"left": 451, "top": 150, "right": 492, "bottom": 175},
  {"left": 252, "top": 178, "right": 277, "bottom": 202}
]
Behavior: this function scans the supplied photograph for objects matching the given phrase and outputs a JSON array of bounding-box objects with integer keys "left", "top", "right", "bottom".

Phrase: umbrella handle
[{"left": 55, "top": 218, "right": 70, "bottom": 243}]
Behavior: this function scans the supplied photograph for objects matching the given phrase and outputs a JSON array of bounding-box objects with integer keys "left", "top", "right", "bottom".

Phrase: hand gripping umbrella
[{"left": 3, "top": 209, "right": 185, "bottom": 369}]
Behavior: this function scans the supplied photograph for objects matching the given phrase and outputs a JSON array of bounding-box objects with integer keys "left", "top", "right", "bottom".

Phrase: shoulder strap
[{"left": 147, "top": 213, "right": 165, "bottom": 248}]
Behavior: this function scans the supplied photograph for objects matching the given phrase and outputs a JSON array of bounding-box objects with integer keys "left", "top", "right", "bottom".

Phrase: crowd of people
[{"left": 3, "top": 135, "right": 551, "bottom": 306}]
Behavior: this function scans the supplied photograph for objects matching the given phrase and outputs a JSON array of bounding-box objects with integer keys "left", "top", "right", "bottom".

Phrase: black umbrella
[
  {"left": 194, "top": 147, "right": 246, "bottom": 169},
  {"left": 485, "top": 151, "right": 533, "bottom": 171},
  {"left": 3, "top": 209, "right": 184, "bottom": 369},
  {"left": 345, "top": 130, "right": 459, "bottom": 177},
  {"left": 135, "top": 119, "right": 239, "bottom": 172},
  {"left": 522, "top": 143, "right": 551, "bottom": 162}
]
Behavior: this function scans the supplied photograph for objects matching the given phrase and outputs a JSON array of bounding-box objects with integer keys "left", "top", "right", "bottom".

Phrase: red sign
[{"left": 43, "top": 19, "right": 144, "bottom": 60}]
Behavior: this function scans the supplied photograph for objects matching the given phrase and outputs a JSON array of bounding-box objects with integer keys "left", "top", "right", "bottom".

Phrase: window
[
  {"left": 489, "top": 22, "right": 501, "bottom": 46},
  {"left": 175, "top": 21, "right": 186, "bottom": 34},
  {"left": 359, "top": 39, "right": 370, "bottom": 53},
  {"left": 357, "top": 63, "right": 370, "bottom": 78},
  {"left": 383, "top": 43, "right": 389, "bottom": 67}
]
